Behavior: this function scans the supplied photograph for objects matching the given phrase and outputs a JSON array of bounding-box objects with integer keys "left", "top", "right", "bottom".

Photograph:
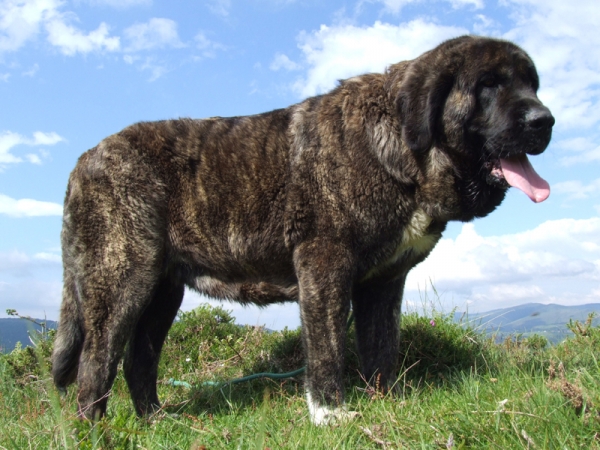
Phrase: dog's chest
[{"left": 363, "top": 208, "right": 440, "bottom": 280}]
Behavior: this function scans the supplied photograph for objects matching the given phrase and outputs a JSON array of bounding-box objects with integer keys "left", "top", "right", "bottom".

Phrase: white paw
[{"left": 306, "top": 391, "right": 360, "bottom": 426}]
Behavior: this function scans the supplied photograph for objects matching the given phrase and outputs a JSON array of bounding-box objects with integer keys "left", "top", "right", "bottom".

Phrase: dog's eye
[{"left": 480, "top": 74, "right": 499, "bottom": 88}]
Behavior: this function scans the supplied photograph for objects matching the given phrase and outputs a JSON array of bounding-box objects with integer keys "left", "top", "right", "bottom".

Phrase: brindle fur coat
[{"left": 52, "top": 35, "right": 554, "bottom": 424}]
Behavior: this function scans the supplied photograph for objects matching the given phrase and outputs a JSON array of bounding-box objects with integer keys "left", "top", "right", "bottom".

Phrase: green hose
[
  {"left": 167, "top": 367, "right": 306, "bottom": 390},
  {"left": 168, "top": 312, "right": 353, "bottom": 390}
]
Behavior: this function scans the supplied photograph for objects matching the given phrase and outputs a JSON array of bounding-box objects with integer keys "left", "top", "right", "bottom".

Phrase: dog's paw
[{"left": 306, "top": 392, "right": 360, "bottom": 426}]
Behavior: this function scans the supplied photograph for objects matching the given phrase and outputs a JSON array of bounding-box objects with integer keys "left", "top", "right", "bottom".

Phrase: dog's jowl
[{"left": 51, "top": 35, "right": 553, "bottom": 424}]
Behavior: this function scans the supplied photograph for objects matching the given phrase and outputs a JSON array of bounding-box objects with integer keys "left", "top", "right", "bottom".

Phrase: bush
[
  {"left": 397, "top": 311, "right": 497, "bottom": 386},
  {"left": 1, "top": 327, "right": 55, "bottom": 385}
]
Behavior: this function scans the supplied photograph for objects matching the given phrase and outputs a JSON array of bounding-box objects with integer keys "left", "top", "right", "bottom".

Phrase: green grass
[{"left": 1, "top": 304, "right": 599, "bottom": 449}]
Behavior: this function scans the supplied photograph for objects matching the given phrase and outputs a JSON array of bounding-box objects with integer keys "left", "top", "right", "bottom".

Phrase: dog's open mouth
[{"left": 488, "top": 154, "right": 550, "bottom": 203}]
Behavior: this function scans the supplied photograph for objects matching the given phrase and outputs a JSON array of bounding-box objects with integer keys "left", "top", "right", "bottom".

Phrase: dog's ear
[
  {"left": 396, "top": 60, "right": 454, "bottom": 154},
  {"left": 395, "top": 35, "right": 478, "bottom": 153}
]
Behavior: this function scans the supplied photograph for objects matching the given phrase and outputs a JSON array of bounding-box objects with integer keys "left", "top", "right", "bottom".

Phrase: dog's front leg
[
  {"left": 294, "top": 239, "right": 357, "bottom": 425},
  {"left": 352, "top": 276, "right": 404, "bottom": 391}
]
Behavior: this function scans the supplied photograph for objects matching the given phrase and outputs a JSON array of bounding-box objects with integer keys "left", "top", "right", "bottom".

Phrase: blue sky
[{"left": 1, "top": 0, "right": 599, "bottom": 330}]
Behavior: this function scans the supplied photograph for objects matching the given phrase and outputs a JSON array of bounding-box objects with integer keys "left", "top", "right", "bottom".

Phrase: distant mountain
[
  {"left": 1, "top": 303, "right": 599, "bottom": 353},
  {"left": 455, "top": 303, "right": 600, "bottom": 344},
  {"left": 0, "top": 318, "right": 58, "bottom": 353}
]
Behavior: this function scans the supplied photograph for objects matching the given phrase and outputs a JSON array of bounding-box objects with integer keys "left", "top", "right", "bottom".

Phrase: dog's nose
[{"left": 525, "top": 106, "right": 555, "bottom": 131}]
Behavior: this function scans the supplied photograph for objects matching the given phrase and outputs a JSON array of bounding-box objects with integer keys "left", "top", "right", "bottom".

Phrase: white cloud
[
  {"left": 22, "top": 63, "right": 39, "bottom": 76},
  {"left": 169, "top": 218, "right": 600, "bottom": 326},
  {"left": 292, "top": 20, "right": 467, "bottom": 97},
  {"left": 405, "top": 218, "right": 600, "bottom": 312},
  {"left": 358, "top": 0, "right": 483, "bottom": 15},
  {"left": 554, "top": 179, "right": 600, "bottom": 201},
  {"left": 270, "top": 53, "right": 301, "bottom": 71},
  {"left": 139, "top": 56, "right": 168, "bottom": 81},
  {"left": 25, "top": 153, "right": 42, "bottom": 164},
  {"left": 124, "top": 54, "right": 173, "bottom": 81},
  {"left": 0, "top": 250, "right": 64, "bottom": 320},
  {"left": 0, "top": 132, "right": 22, "bottom": 164},
  {"left": 87, "top": 0, "right": 151, "bottom": 7},
  {"left": 0, "top": 193, "right": 63, "bottom": 217},
  {"left": 123, "top": 55, "right": 170, "bottom": 82},
  {"left": 33, "top": 252, "right": 61, "bottom": 263},
  {"left": 291, "top": 1, "right": 600, "bottom": 112},
  {"left": 501, "top": 0, "right": 600, "bottom": 132},
  {"left": 182, "top": 289, "right": 301, "bottom": 331},
  {"left": 370, "top": 0, "right": 420, "bottom": 14},
  {"left": 0, "top": 0, "right": 120, "bottom": 55},
  {"left": 555, "top": 136, "right": 600, "bottom": 166},
  {"left": 449, "top": 0, "right": 483, "bottom": 8},
  {"left": 124, "top": 18, "right": 184, "bottom": 52},
  {"left": 0, "top": 278, "right": 62, "bottom": 319},
  {"left": 194, "top": 31, "right": 226, "bottom": 58},
  {"left": 31, "top": 131, "right": 63, "bottom": 145},
  {"left": 472, "top": 284, "right": 546, "bottom": 303},
  {"left": 0, "top": 250, "right": 29, "bottom": 273},
  {"left": 122, "top": 54, "right": 136, "bottom": 64},
  {"left": 286, "top": 0, "right": 599, "bottom": 176},
  {"left": 0, "top": 130, "right": 64, "bottom": 167},
  {"left": 0, "top": 0, "right": 62, "bottom": 53},
  {"left": 206, "top": 0, "right": 231, "bottom": 17},
  {"left": 0, "top": 250, "right": 60, "bottom": 274},
  {"left": 472, "top": 14, "right": 501, "bottom": 36},
  {"left": 45, "top": 18, "right": 119, "bottom": 55},
  {"left": 2, "top": 217, "right": 599, "bottom": 326}
]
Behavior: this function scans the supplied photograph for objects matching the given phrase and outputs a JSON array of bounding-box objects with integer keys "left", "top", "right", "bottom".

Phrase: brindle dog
[{"left": 52, "top": 35, "right": 553, "bottom": 424}]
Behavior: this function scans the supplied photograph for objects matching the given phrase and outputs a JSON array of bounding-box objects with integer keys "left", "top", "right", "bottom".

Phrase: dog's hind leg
[
  {"left": 67, "top": 211, "right": 166, "bottom": 418},
  {"left": 59, "top": 138, "right": 173, "bottom": 419},
  {"left": 74, "top": 262, "right": 163, "bottom": 420},
  {"left": 123, "top": 276, "right": 184, "bottom": 416}
]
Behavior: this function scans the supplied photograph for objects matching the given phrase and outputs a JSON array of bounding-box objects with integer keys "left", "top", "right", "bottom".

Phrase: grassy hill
[
  {"left": 458, "top": 303, "right": 600, "bottom": 344},
  {"left": 0, "top": 318, "right": 58, "bottom": 353},
  {"left": 1, "top": 304, "right": 599, "bottom": 449},
  {"left": 2, "top": 302, "right": 596, "bottom": 353}
]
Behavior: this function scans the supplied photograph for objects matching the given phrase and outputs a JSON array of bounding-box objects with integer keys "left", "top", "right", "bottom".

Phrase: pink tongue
[{"left": 500, "top": 155, "right": 550, "bottom": 203}]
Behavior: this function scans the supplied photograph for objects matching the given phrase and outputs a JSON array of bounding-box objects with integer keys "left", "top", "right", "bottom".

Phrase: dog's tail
[
  {"left": 51, "top": 277, "right": 84, "bottom": 392},
  {"left": 51, "top": 166, "right": 87, "bottom": 392},
  {"left": 51, "top": 276, "right": 85, "bottom": 392}
]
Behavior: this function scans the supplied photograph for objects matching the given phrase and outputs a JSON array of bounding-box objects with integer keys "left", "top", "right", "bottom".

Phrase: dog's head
[{"left": 395, "top": 35, "right": 554, "bottom": 220}]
